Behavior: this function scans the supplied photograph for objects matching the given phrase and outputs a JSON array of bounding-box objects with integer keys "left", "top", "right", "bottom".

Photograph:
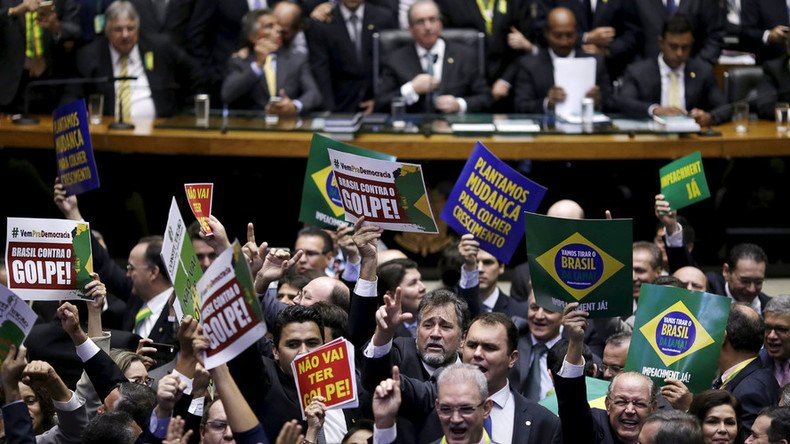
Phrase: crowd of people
[
  {"left": 1, "top": 0, "right": 790, "bottom": 125},
  {"left": 0, "top": 179, "right": 789, "bottom": 444}
]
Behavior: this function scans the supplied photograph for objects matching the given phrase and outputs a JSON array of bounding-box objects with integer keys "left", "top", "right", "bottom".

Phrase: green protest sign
[
  {"left": 659, "top": 151, "right": 710, "bottom": 210},
  {"left": 299, "top": 133, "right": 396, "bottom": 228},
  {"left": 625, "top": 284, "right": 730, "bottom": 393},
  {"left": 525, "top": 212, "right": 632, "bottom": 318},
  {"left": 161, "top": 197, "right": 203, "bottom": 321}
]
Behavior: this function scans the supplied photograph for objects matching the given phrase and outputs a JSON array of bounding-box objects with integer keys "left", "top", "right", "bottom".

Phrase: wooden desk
[{"left": 2, "top": 115, "right": 788, "bottom": 160}]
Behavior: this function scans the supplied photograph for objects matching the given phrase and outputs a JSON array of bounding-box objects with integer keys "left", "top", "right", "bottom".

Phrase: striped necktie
[
  {"left": 134, "top": 306, "right": 152, "bottom": 336},
  {"left": 263, "top": 54, "right": 277, "bottom": 97},
  {"left": 118, "top": 56, "right": 132, "bottom": 121}
]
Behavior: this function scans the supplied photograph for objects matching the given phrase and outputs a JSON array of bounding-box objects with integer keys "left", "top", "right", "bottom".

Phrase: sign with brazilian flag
[
  {"left": 659, "top": 151, "right": 710, "bottom": 211},
  {"left": 299, "top": 133, "right": 396, "bottom": 228},
  {"left": 0, "top": 285, "right": 37, "bottom": 364},
  {"left": 161, "top": 197, "right": 203, "bottom": 322},
  {"left": 525, "top": 213, "right": 632, "bottom": 317},
  {"left": 197, "top": 241, "right": 266, "bottom": 369},
  {"left": 625, "top": 284, "right": 730, "bottom": 393},
  {"left": 327, "top": 149, "right": 438, "bottom": 233},
  {"left": 5, "top": 217, "right": 94, "bottom": 300}
]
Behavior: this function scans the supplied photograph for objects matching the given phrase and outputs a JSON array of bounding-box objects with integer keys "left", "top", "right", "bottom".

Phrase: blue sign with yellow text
[{"left": 53, "top": 100, "right": 100, "bottom": 195}]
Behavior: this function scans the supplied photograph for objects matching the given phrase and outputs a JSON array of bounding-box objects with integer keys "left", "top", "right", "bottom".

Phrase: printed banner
[
  {"left": 327, "top": 149, "right": 438, "bottom": 233},
  {"left": 625, "top": 284, "right": 730, "bottom": 393},
  {"left": 0, "top": 285, "right": 38, "bottom": 364},
  {"left": 53, "top": 99, "right": 100, "bottom": 195},
  {"left": 299, "top": 133, "right": 396, "bottom": 228},
  {"left": 659, "top": 151, "right": 710, "bottom": 211},
  {"left": 292, "top": 337, "right": 358, "bottom": 418},
  {"left": 539, "top": 376, "right": 609, "bottom": 416},
  {"left": 161, "top": 197, "right": 203, "bottom": 321},
  {"left": 197, "top": 242, "right": 266, "bottom": 369},
  {"left": 525, "top": 212, "right": 632, "bottom": 318},
  {"left": 184, "top": 183, "right": 213, "bottom": 235},
  {"left": 5, "top": 217, "right": 94, "bottom": 300},
  {"left": 440, "top": 142, "right": 547, "bottom": 263}
]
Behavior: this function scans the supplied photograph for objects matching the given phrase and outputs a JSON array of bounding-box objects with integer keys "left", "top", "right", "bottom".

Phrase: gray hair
[
  {"left": 436, "top": 363, "right": 488, "bottom": 401},
  {"left": 407, "top": 0, "right": 440, "bottom": 26},
  {"left": 606, "top": 371, "right": 658, "bottom": 403},
  {"left": 104, "top": 1, "right": 139, "bottom": 26},
  {"left": 765, "top": 295, "right": 790, "bottom": 317},
  {"left": 417, "top": 288, "right": 468, "bottom": 331},
  {"left": 643, "top": 410, "right": 704, "bottom": 444}
]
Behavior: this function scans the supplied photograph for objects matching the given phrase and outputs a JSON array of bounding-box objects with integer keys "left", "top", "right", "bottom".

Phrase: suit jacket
[
  {"left": 755, "top": 55, "right": 790, "bottom": 120},
  {"left": 71, "top": 33, "right": 201, "bottom": 117},
  {"left": 513, "top": 50, "right": 612, "bottom": 113},
  {"left": 2, "top": 396, "right": 88, "bottom": 444},
  {"left": 725, "top": 358, "right": 780, "bottom": 441},
  {"left": 0, "top": 0, "right": 80, "bottom": 107},
  {"left": 510, "top": 262, "right": 532, "bottom": 303},
  {"left": 741, "top": 0, "right": 790, "bottom": 63},
  {"left": 305, "top": 3, "right": 397, "bottom": 112},
  {"left": 491, "top": 288, "right": 530, "bottom": 322},
  {"left": 705, "top": 271, "right": 770, "bottom": 312},
  {"left": 419, "top": 388, "right": 562, "bottom": 444},
  {"left": 221, "top": 47, "right": 322, "bottom": 112},
  {"left": 555, "top": 374, "right": 623, "bottom": 444},
  {"left": 634, "top": 0, "right": 724, "bottom": 65},
  {"left": 376, "top": 39, "right": 491, "bottom": 113},
  {"left": 618, "top": 56, "right": 729, "bottom": 123},
  {"left": 132, "top": 0, "right": 194, "bottom": 47}
]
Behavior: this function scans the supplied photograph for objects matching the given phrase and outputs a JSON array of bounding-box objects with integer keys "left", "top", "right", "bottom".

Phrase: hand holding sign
[
  {"left": 372, "top": 366, "right": 401, "bottom": 429},
  {"left": 351, "top": 217, "right": 382, "bottom": 261},
  {"left": 458, "top": 233, "right": 480, "bottom": 272},
  {"left": 337, "top": 223, "right": 360, "bottom": 264},
  {"left": 661, "top": 378, "right": 692, "bottom": 411},
  {"left": 304, "top": 396, "right": 327, "bottom": 443},
  {"left": 562, "top": 302, "right": 589, "bottom": 366},
  {"left": 654, "top": 194, "right": 680, "bottom": 236},
  {"left": 53, "top": 178, "right": 83, "bottom": 221},
  {"left": 201, "top": 215, "right": 231, "bottom": 256}
]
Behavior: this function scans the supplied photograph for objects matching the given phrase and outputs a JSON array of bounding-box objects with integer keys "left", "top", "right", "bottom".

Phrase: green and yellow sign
[
  {"left": 525, "top": 213, "right": 632, "bottom": 318},
  {"left": 659, "top": 151, "right": 710, "bottom": 211},
  {"left": 626, "top": 284, "right": 730, "bottom": 393}
]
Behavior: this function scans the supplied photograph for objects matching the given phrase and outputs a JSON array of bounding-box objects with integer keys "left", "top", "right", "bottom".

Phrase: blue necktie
[
  {"left": 483, "top": 415, "right": 493, "bottom": 438},
  {"left": 666, "top": 0, "right": 677, "bottom": 16}
]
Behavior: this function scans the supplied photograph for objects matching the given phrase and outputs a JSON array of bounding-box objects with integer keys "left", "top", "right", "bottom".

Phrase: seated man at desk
[
  {"left": 221, "top": 8, "right": 322, "bottom": 116},
  {"left": 375, "top": 0, "right": 491, "bottom": 114},
  {"left": 618, "top": 14, "right": 728, "bottom": 127},
  {"left": 513, "top": 7, "right": 612, "bottom": 115}
]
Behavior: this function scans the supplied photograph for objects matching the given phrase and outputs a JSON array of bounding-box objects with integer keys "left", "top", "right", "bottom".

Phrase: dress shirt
[
  {"left": 658, "top": 54, "right": 686, "bottom": 110},
  {"left": 339, "top": 3, "right": 365, "bottom": 48},
  {"left": 324, "top": 409, "right": 348, "bottom": 443},
  {"left": 109, "top": 45, "right": 156, "bottom": 118},
  {"left": 136, "top": 287, "right": 173, "bottom": 339},
  {"left": 248, "top": 54, "right": 304, "bottom": 112},
  {"left": 725, "top": 282, "right": 761, "bottom": 314},
  {"left": 531, "top": 333, "right": 563, "bottom": 400},
  {"left": 488, "top": 381, "right": 515, "bottom": 444}
]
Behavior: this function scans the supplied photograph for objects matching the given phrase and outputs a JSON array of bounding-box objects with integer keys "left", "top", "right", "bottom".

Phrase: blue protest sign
[
  {"left": 440, "top": 142, "right": 547, "bottom": 263},
  {"left": 53, "top": 100, "right": 100, "bottom": 195}
]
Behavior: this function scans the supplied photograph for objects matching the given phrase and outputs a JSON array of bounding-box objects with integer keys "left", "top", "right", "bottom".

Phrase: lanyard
[
  {"left": 721, "top": 357, "right": 755, "bottom": 389},
  {"left": 475, "top": 0, "right": 507, "bottom": 34}
]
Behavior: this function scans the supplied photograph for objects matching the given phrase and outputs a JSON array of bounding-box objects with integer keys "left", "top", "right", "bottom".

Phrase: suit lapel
[{"left": 513, "top": 391, "right": 532, "bottom": 444}]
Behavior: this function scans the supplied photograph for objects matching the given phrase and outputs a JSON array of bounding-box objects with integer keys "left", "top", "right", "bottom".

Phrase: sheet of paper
[{"left": 553, "top": 57, "right": 596, "bottom": 117}]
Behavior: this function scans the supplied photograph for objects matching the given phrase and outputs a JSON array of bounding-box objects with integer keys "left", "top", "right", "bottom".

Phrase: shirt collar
[
  {"left": 110, "top": 44, "right": 140, "bottom": 68},
  {"left": 531, "top": 330, "right": 563, "bottom": 348},
  {"left": 422, "top": 353, "right": 461, "bottom": 377},
  {"left": 548, "top": 48, "right": 575, "bottom": 61},
  {"left": 340, "top": 3, "right": 365, "bottom": 22},
  {"left": 146, "top": 287, "right": 173, "bottom": 317},
  {"left": 658, "top": 53, "right": 684, "bottom": 77},
  {"left": 482, "top": 287, "right": 500, "bottom": 311},
  {"left": 488, "top": 381, "right": 512, "bottom": 409},
  {"left": 416, "top": 38, "right": 445, "bottom": 59}
]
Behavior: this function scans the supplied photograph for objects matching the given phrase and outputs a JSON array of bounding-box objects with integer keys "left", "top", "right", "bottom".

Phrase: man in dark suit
[
  {"left": 513, "top": 7, "right": 612, "bottom": 114},
  {"left": 306, "top": 0, "right": 397, "bottom": 112},
  {"left": 375, "top": 0, "right": 491, "bottom": 113},
  {"left": 556, "top": 302, "right": 658, "bottom": 444},
  {"left": 633, "top": 0, "right": 723, "bottom": 65},
  {"left": 618, "top": 14, "right": 728, "bottom": 127},
  {"left": 221, "top": 8, "right": 321, "bottom": 114},
  {"left": 705, "top": 243, "right": 770, "bottom": 313},
  {"left": 716, "top": 304, "right": 779, "bottom": 441},
  {"left": 131, "top": 0, "right": 193, "bottom": 46},
  {"left": 755, "top": 34, "right": 790, "bottom": 119},
  {"left": 763, "top": 296, "right": 790, "bottom": 389},
  {"left": 741, "top": 0, "right": 790, "bottom": 64},
  {"left": 70, "top": 0, "right": 201, "bottom": 118},
  {"left": 1, "top": 0, "right": 80, "bottom": 114}
]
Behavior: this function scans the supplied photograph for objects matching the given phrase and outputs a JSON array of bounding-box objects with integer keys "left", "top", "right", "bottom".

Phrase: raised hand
[
  {"left": 372, "top": 366, "right": 402, "bottom": 429},
  {"left": 458, "top": 233, "right": 479, "bottom": 272},
  {"left": 372, "top": 288, "right": 414, "bottom": 346}
]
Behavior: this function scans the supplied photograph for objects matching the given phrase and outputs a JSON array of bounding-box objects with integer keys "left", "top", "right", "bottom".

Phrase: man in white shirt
[{"left": 125, "top": 237, "right": 174, "bottom": 342}]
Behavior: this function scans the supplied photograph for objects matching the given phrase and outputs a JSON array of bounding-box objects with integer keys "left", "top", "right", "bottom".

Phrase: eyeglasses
[
  {"left": 437, "top": 401, "right": 485, "bottom": 417},
  {"left": 766, "top": 325, "right": 790, "bottom": 335},
  {"left": 126, "top": 263, "right": 149, "bottom": 272},
  {"left": 609, "top": 398, "right": 651, "bottom": 410},
  {"left": 601, "top": 363, "right": 624, "bottom": 374},
  {"left": 206, "top": 420, "right": 229, "bottom": 432},
  {"left": 735, "top": 275, "right": 764, "bottom": 286},
  {"left": 129, "top": 376, "right": 154, "bottom": 386}
]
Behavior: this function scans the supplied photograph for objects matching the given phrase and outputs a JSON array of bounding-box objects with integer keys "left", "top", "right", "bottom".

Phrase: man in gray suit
[{"left": 221, "top": 8, "right": 322, "bottom": 115}]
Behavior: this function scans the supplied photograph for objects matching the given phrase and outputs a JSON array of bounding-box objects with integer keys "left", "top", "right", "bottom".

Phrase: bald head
[
  {"left": 545, "top": 7, "right": 577, "bottom": 56},
  {"left": 377, "top": 249, "right": 408, "bottom": 266},
  {"left": 547, "top": 199, "right": 585, "bottom": 219},
  {"left": 274, "top": 1, "right": 301, "bottom": 45},
  {"left": 672, "top": 266, "right": 707, "bottom": 292}
]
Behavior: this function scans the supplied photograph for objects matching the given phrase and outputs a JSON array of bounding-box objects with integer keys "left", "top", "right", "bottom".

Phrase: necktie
[
  {"left": 666, "top": 0, "right": 677, "bottom": 16},
  {"left": 668, "top": 71, "right": 681, "bottom": 108},
  {"left": 424, "top": 52, "right": 437, "bottom": 113},
  {"left": 118, "top": 56, "right": 132, "bottom": 121},
  {"left": 775, "top": 361, "right": 790, "bottom": 387},
  {"left": 134, "top": 305, "right": 152, "bottom": 336},
  {"left": 482, "top": 305, "right": 493, "bottom": 313},
  {"left": 263, "top": 54, "right": 277, "bottom": 97},
  {"left": 348, "top": 14, "right": 361, "bottom": 60},
  {"left": 24, "top": 11, "right": 47, "bottom": 77},
  {"left": 525, "top": 343, "right": 547, "bottom": 400},
  {"left": 582, "top": 0, "right": 594, "bottom": 30},
  {"left": 483, "top": 415, "right": 493, "bottom": 438}
]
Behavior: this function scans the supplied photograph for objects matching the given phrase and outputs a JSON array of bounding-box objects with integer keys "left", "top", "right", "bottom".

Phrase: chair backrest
[
  {"left": 372, "top": 29, "right": 485, "bottom": 95},
  {"left": 724, "top": 66, "right": 763, "bottom": 103}
]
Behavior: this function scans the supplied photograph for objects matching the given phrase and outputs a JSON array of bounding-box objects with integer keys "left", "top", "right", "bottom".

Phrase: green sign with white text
[{"left": 659, "top": 151, "right": 710, "bottom": 210}]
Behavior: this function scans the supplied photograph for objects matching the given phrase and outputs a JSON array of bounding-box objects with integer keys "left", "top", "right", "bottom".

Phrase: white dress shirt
[
  {"left": 488, "top": 382, "right": 515, "bottom": 444},
  {"left": 658, "top": 54, "right": 686, "bottom": 110},
  {"left": 110, "top": 45, "right": 156, "bottom": 119},
  {"left": 136, "top": 287, "right": 173, "bottom": 339}
]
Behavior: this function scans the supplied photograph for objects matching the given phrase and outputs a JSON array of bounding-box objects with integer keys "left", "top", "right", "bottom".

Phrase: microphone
[{"left": 13, "top": 76, "right": 139, "bottom": 125}]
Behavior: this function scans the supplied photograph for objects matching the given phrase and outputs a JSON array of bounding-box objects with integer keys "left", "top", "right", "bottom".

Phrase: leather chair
[{"left": 723, "top": 66, "right": 763, "bottom": 103}]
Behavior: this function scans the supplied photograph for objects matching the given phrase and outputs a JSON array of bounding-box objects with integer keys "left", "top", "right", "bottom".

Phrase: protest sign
[
  {"left": 54, "top": 99, "right": 100, "bottom": 195},
  {"left": 292, "top": 337, "right": 358, "bottom": 418},
  {"left": 659, "top": 151, "right": 710, "bottom": 211},
  {"left": 539, "top": 376, "right": 609, "bottom": 416},
  {"left": 440, "top": 142, "right": 547, "bottom": 263},
  {"left": 184, "top": 183, "right": 213, "bottom": 235},
  {"left": 299, "top": 133, "right": 396, "bottom": 228},
  {"left": 161, "top": 197, "right": 203, "bottom": 321},
  {"left": 327, "top": 149, "right": 438, "bottom": 233},
  {"left": 0, "top": 285, "right": 37, "bottom": 364},
  {"left": 5, "top": 217, "right": 94, "bottom": 300},
  {"left": 525, "top": 212, "right": 632, "bottom": 317},
  {"left": 197, "top": 242, "right": 265, "bottom": 369},
  {"left": 625, "top": 284, "right": 730, "bottom": 393}
]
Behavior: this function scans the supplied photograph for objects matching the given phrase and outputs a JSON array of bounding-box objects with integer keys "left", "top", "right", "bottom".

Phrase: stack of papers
[
  {"left": 324, "top": 113, "right": 363, "bottom": 134},
  {"left": 653, "top": 115, "right": 701, "bottom": 132},
  {"left": 558, "top": 113, "right": 611, "bottom": 124},
  {"left": 451, "top": 123, "right": 497, "bottom": 133},
  {"left": 494, "top": 119, "right": 541, "bottom": 132}
]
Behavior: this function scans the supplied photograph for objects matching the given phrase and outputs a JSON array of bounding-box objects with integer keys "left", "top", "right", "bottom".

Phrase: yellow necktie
[
  {"left": 118, "top": 56, "right": 132, "bottom": 121},
  {"left": 668, "top": 71, "right": 681, "bottom": 108},
  {"left": 263, "top": 54, "right": 277, "bottom": 97},
  {"left": 134, "top": 306, "right": 152, "bottom": 336}
]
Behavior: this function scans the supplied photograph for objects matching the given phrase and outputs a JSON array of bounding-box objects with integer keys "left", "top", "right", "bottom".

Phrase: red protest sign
[
  {"left": 6, "top": 242, "right": 75, "bottom": 290},
  {"left": 184, "top": 183, "right": 213, "bottom": 235},
  {"left": 292, "top": 338, "right": 357, "bottom": 417}
]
